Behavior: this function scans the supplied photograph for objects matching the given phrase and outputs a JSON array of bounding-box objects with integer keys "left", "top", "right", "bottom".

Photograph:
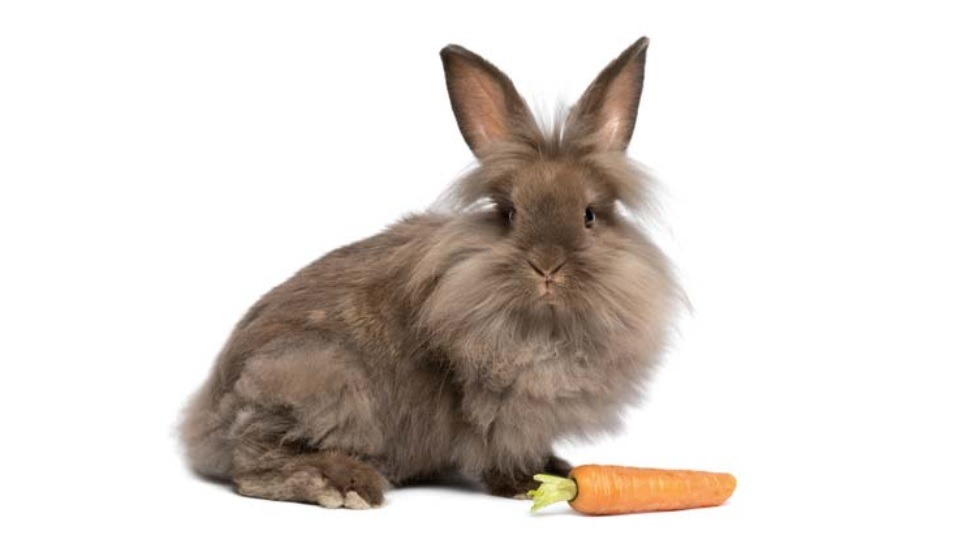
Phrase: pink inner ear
[
  {"left": 597, "top": 64, "right": 641, "bottom": 151},
  {"left": 454, "top": 65, "right": 510, "bottom": 148}
]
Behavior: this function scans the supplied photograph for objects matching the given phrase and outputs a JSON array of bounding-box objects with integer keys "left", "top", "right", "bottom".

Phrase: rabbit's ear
[
  {"left": 441, "top": 45, "right": 535, "bottom": 156},
  {"left": 567, "top": 37, "right": 649, "bottom": 152}
]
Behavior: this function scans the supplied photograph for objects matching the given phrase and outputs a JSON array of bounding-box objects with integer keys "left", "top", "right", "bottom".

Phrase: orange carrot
[{"left": 528, "top": 464, "right": 737, "bottom": 515}]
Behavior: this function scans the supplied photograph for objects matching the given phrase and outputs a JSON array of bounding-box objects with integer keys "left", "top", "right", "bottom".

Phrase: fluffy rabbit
[{"left": 181, "top": 36, "right": 679, "bottom": 509}]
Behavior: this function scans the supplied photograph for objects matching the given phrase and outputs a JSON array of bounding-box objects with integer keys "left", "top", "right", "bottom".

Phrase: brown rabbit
[{"left": 180, "top": 37, "right": 679, "bottom": 509}]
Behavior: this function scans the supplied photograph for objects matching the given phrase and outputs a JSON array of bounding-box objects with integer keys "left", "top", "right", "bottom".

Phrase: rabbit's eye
[
  {"left": 507, "top": 207, "right": 517, "bottom": 224},
  {"left": 584, "top": 206, "right": 596, "bottom": 228}
]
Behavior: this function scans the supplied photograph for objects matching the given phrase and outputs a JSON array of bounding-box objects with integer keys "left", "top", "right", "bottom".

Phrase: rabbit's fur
[{"left": 181, "top": 37, "right": 680, "bottom": 508}]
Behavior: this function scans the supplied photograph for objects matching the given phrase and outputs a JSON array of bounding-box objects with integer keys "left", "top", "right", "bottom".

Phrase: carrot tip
[{"left": 528, "top": 474, "right": 577, "bottom": 513}]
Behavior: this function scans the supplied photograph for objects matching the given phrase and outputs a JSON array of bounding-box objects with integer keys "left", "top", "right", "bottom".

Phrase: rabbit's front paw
[{"left": 482, "top": 454, "right": 572, "bottom": 499}]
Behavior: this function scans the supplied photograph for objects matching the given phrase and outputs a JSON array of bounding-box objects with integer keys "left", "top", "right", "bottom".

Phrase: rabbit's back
[{"left": 180, "top": 213, "right": 460, "bottom": 480}]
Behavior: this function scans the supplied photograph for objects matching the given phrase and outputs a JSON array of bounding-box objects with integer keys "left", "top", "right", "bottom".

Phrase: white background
[{"left": 2, "top": 1, "right": 977, "bottom": 535}]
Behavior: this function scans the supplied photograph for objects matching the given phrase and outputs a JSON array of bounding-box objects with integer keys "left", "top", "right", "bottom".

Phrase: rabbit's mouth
[{"left": 537, "top": 278, "right": 562, "bottom": 302}]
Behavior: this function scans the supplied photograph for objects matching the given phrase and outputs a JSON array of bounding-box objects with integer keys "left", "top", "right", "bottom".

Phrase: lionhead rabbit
[{"left": 181, "top": 37, "right": 679, "bottom": 509}]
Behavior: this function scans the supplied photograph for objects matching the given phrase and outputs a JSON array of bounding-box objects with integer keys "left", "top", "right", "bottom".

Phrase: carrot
[{"left": 527, "top": 464, "right": 736, "bottom": 515}]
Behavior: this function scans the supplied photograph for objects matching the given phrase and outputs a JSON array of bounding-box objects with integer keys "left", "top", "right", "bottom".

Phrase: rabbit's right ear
[{"left": 441, "top": 45, "right": 535, "bottom": 157}]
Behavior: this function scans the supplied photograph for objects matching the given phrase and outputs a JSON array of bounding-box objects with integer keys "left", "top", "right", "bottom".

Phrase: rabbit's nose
[{"left": 528, "top": 258, "right": 567, "bottom": 278}]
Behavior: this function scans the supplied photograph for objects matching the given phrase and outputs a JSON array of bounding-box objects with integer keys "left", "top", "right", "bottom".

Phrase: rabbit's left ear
[
  {"left": 441, "top": 45, "right": 535, "bottom": 157},
  {"left": 567, "top": 37, "right": 649, "bottom": 152}
]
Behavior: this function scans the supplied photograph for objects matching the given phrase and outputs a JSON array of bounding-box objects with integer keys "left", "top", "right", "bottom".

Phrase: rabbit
[{"left": 180, "top": 36, "right": 679, "bottom": 509}]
